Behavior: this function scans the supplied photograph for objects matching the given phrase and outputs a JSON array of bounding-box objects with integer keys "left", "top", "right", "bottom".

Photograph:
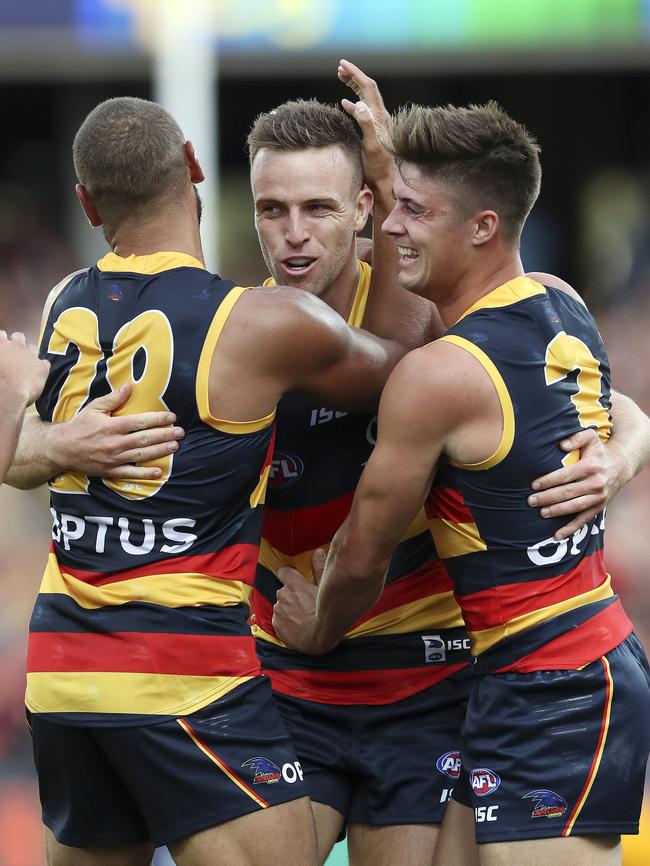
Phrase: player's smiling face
[
  {"left": 251, "top": 145, "right": 372, "bottom": 298},
  {"left": 382, "top": 163, "right": 474, "bottom": 300}
]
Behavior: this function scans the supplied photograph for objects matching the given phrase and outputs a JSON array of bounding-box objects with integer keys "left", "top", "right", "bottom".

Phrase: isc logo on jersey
[
  {"left": 470, "top": 768, "right": 501, "bottom": 796},
  {"left": 436, "top": 751, "right": 462, "bottom": 780},
  {"left": 268, "top": 452, "right": 304, "bottom": 489}
]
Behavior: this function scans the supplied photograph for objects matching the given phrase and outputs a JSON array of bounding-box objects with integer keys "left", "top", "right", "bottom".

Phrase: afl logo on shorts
[
  {"left": 268, "top": 452, "right": 304, "bottom": 489},
  {"left": 241, "top": 757, "right": 281, "bottom": 784},
  {"left": 436, "top": 751, "right": 461, "bottom": 780},
  {"left": 470, "top": 768, "right": 501, "bottom": 796}
]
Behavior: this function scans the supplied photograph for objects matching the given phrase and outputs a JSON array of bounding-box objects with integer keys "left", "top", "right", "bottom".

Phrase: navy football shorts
[
  {"left": 29, "top": 677, "right": 307, "bottom": 849},
  {"left": 453, "top": 633, "right": 650, "bottom": 843},
  {"left": 273, "top": 665, "right": 475, "bottom": 829}
]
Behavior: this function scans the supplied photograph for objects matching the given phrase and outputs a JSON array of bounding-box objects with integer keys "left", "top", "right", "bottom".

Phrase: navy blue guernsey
[
  {"left": 427, "top": 276, "right": 632, "bottom": 674},
  {"left": 27, "top": 251, "right": 275, "bottom": 724},
  {"left": 252, "top": 261, "right": 469, "bottom": 705}
]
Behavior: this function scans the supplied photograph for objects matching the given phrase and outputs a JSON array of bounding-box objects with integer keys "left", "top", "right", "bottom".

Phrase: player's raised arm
[
  {"left": 0, "top": 331, "right": 49, "bottom": 484},
  {"left": 339, "top": 59, "right": 441, "bottom": 347}
]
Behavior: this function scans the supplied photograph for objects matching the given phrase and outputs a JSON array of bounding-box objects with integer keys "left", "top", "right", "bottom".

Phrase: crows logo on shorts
[
  {"left": 436, "top": 751, "right": 462, "bottom": 779},
  {"left": 470, "top": 768, "right": 501, "bottom": 796},
  {"left": 241, "top": 757, "right": 281, "bottom": 784},
  {"left": 522, "top": 789, "right": 567, "bottom": 818}
]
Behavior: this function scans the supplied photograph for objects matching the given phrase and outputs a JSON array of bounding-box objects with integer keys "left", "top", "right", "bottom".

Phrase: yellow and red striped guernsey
[
  {"left": 27, "top": 253, "right": 274, "bottom": 725},
  {"left": 428, "top": 278, "right": 631, "bottom": 674},
  {"left": 251, "top": 262, "right": 470, "bottom": 704}
]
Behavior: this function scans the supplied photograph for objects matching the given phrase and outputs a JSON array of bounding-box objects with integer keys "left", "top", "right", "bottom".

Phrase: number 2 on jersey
[
  {"left": 47, "top": 308, "right": 174, "bottom": 499},
  {"left": 544, "top": 331, "right": 611, "bottom": 463}
]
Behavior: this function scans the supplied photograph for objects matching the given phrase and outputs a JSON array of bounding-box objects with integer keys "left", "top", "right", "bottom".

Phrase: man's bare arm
[
  {"left": 7, "top": 384, "right": 185, "bottom": 489},
  {"left": 0, "top": 331, "right": 50, "bottom": 484},
  {"left": 272, "top": 345, "right": 459, "bottom": 652},
  {"left": 529, "top": 390, "right": 650, "bottom": 539},
  {"left": 339, "top": 59, "right": 441, "bottom": 346}
]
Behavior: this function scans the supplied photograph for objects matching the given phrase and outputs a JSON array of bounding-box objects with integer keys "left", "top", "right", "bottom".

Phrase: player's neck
[
  {"left": 319, "top": 254, "right": 360, "bottom": 320},
  {"left": 109, "top": 213, "right": 206, "bottom": 266},
  {"left": 437, "top": 253, "right": 524, "bottom": 327}
]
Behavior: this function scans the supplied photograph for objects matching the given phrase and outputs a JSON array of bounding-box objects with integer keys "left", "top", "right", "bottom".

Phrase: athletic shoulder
[{"left": 526, "top": 271, "right": 587, "bottom": 309}]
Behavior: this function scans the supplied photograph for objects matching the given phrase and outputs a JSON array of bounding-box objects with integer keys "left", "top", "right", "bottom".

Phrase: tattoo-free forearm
[
  {"left": 5, "top": 414, "right": 64, "bottom": 489},
  {"left": 608, "top": 389, "right": 650, "bottom": 485}
]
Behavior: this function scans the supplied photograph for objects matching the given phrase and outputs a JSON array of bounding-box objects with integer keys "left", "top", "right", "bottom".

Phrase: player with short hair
[
  {"left": 273, "top": 99, "right": 650, "bottom": 866},
  {"left": 22, "top": 94, "right": 407, "bottom": 866}
]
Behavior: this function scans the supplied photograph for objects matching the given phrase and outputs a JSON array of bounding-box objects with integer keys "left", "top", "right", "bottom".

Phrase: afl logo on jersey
[
  {"left": 436, "top": 751, "right": 462, "bottom": 780},
  {"left": 268, "top": 451, "right": 304, "bottom": 489},
  {"left": 470, "top": 768, "right": 501, "bottom": 797},
  {"left": 107, "top": 284, "right": 123, "bottom": 301}
]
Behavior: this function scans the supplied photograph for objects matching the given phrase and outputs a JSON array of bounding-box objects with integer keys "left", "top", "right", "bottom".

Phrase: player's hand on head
[
  {"left": 273, "top": 565, "right": 322, "bottom": 653},
  {"left": 338, "top": 58, "right": 394, "bottom": 191},
  {"left": 0, "top": 330, "right": 50, "bottom": 407},
  {"left": 528, "top": 428, "right": 614, "bottom": 540},
  {"left": 58, "top": 383, "right": 185, "bottom": 480}
]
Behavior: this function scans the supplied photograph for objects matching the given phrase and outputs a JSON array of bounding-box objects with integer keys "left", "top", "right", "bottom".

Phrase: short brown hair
[
  {"left": 73, "top": 96, "right": 187, "bottom": 227},
  {"left": 389, "top": 101, "right": 541, "bottom": 242},
  {"left": 247, "top": 99, "right": 364, "bottom": 190}
]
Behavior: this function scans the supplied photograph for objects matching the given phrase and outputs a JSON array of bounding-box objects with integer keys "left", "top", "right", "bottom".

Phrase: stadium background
[{"left": 0, "top": 2, "right": 649, "bottom": 864}]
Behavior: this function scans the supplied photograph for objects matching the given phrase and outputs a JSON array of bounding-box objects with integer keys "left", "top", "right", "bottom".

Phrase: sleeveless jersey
[
  {"left": 27, "top": 251, "right": 275, "bottom": 725},
  {"left": 252, "top": 261, "right": 469, "bottom": 704},
  {"left": 427, "top": 277, "right": 632, "bottom": 675}
]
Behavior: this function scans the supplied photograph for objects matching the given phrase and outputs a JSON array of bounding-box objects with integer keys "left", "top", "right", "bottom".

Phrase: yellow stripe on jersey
[
  {"left": 26, "top": 671, "right": 253, "bottom": 717},
  {"left": 346, "top": 591, "right": 465, "bottom": 638},
  {"left": 250, "top": 463, "right": 272, "bottom": 509},
  {"left": 347, "top": 260, "right": 371, "bottom": 327},
  {"left": 455, "top": 277, "right": 545, "bottom": 323},
  {"left": 439, "top": 334, "right": 515, "bottom": 471},
  {"left": 263, "top": 259, "right": 371, "bottom": 328},
  {"left": 195, "top": 285, "right": 276, "bottom": 435},
  {"left": 259, "top": 508, "right": 435, "bottom": 578},
  {"left": 96, "top": 251, "right": 206, "bottom": 274},
  {"left": 41, "top": 554, "right": 252, "bottom": 609},
  {"left": 470, "top": 575, "right": 615, "bottom": 656},
  {"left": 252, "top": 591, "right": 465, "bottom": 647},
  {"left": 430, "top": 519, "right": 488, "bottom": 559},
  {"left": 38, "top": 269, "right": 89, "bottom": 346}
]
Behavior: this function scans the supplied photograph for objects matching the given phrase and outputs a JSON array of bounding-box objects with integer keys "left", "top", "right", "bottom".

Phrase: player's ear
[
  {"left": 472, "top": 210, "right": 499, "bottom": 246},
  {"left": 185, "top": 141, "right": 205, "bottom": 184},
  {"left": 354, "top": 184, "right": 374, "bottom": 233},
  {"left": 76, "top": 184, "right": 103, "bottom": 227}
]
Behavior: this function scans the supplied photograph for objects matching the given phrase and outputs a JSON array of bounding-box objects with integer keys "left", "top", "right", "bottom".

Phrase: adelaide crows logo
[
  {"left": 522, "top": 789, "right": 567, "bottom": 818},
  {"left": 241, "top": 757, "right": 282, "bottom": 784}
]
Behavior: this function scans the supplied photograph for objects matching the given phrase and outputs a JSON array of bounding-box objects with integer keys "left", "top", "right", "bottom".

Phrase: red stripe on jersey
[
  {"left": 495, "top": 600, "right": 633, "bottom": 673},
  {"left": 352, "top": 558, "right": 453, "bottom": 629},
  {"left": 252, "top": 559, "right": 453, "bottom": 638},
  {"left": 460, "top": 550, "right": 607, "bottom": 632},
  {"left": 58, "top": 545, "right": 261, "bottom": 587},
  {"left": 27, "top": 631, "right": 262, "bottom": 677},
  {"left": 262, "top": 491, "right": 355, "bottom": 555},
  {"left": 265, "top": 663, "right": 467, "bottom": 705},
  {"left": 426, "top": 487, "right": 474, "bottom": 524}
]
